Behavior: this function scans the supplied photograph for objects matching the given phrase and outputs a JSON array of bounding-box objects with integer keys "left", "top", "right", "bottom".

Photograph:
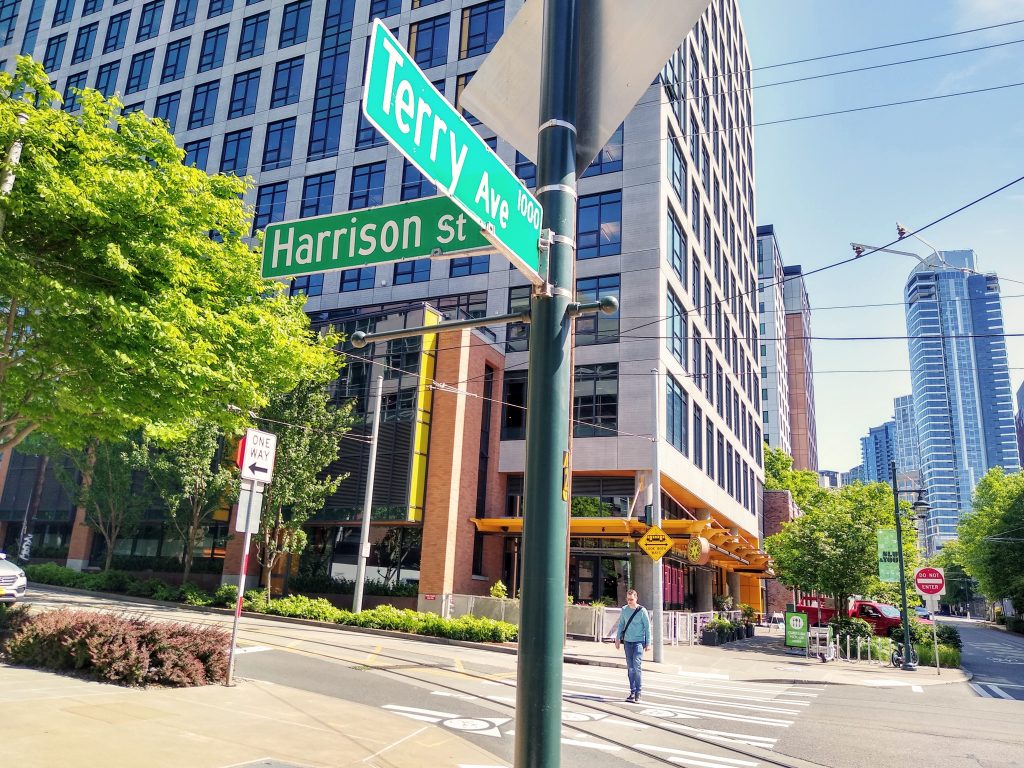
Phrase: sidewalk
[
  {"left": 1, "top": 665, "right": 503, "bottom": 768},
  {"left": 562, "top": 627, "right": 971, "bottom": 687}
]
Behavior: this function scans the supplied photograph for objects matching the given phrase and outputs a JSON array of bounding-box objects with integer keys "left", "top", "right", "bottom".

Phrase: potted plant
[
  {"left": 700, "top": 621, "right": 720, "bottom": 646},
  {"left": 714, "top": 594, "right": 734, "bottom": 612},
  {"left": 739, "top": 603, "right": 756, "bottom": 638},
  {"left": 732, "top": 619, "right": 746, "bottom": 640},
  {"left": 705, "top": 617, "right": 732, "bottom": 643}
]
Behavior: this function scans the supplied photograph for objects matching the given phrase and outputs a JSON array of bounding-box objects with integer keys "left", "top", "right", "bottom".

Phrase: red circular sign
[{"left": 914, "top": 567, "right": 945, "bottom": 595}]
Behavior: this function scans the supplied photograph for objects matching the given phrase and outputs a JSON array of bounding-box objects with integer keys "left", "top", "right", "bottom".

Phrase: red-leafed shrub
[{"left": 1, "top": 609, "right": 228, "bottom": 686}]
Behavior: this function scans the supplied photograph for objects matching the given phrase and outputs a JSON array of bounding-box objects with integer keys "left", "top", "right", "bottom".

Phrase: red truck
[{"left": 796, "top": 596, "right": 932, "bottom": 637}]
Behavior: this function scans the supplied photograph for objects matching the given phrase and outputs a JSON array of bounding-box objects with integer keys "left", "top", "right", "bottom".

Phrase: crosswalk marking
[
  {"left": 637, "top": 743, "right": 759, "bottom": 768},
  {"left": 970, "top": 683, "right": 993, "bottom": 698},
  {"left": 988, "top": 685, "right": 1015, "bottom": 700}
]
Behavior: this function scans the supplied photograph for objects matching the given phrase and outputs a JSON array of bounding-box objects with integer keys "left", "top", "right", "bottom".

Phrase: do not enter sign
[{"left": 914, "top": 566, "right": 945, "bottom": 596}]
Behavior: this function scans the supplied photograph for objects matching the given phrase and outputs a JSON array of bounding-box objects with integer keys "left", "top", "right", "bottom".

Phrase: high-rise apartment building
[
  {"left": 905, "top": 250, "right": 1019, "bottom": 553},
  {"left": 756, "top": 225, "right": 791, "bottom": 457},
  {"left": 859, "top": 420, "right": 895, "bottom": 484},
  {"left": 783, "top": 265, "right": 817, "bottom": 472},
  {"left": 1, "top": 0, "right": 770, "bottom": 608},
  {"left": 1016, "top": 382, "right": 1024, "bottom": 465}
]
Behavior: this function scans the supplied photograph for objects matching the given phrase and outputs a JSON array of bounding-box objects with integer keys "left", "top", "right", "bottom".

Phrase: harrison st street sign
[{"left": 362, "top": 19, "right": 544, "bottom": 284}]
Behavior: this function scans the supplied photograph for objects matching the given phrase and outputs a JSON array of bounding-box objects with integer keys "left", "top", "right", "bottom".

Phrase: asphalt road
[{"left": 950, "top": 617, "right": 1024, "bottom": 700}]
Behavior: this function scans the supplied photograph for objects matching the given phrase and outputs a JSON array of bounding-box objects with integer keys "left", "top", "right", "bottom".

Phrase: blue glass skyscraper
[
  {"left": 859, "top": 420, "right": 895, "bottom": 484},
  {"left": 905, "top": 250, "right": 1019, "bottom": 554}
]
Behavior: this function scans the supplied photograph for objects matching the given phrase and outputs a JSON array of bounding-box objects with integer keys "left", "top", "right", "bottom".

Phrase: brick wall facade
[{"left": 763, "top": 489, "right": 801, "bottom": 616}]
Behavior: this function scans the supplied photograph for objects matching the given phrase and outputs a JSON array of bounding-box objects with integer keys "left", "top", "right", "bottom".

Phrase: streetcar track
[{"left": 26, "top": 592, "right": 827, "bottom": 768}]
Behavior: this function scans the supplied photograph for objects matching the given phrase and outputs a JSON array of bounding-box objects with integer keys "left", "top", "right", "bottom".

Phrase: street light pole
[{"left": 889, "top": 459, "right": 916, "bottom": 671}]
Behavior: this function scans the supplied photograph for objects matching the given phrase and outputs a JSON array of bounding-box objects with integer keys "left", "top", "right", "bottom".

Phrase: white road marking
[
  {"left": 970, "top": 683, "right": 994, "bottom": 698},
  {"left": 432, "top": 691, "right": 478, "bottom": 700},
  {"left": 360, "top": 726, "right": 428, "bottom": 763},
  {"left": 383, "top": 704, "right": 458, "bottom": 718},
  {"left": 560, "top": 738, "right": 620, "bottom": 752},
  {"left": 987, "top": 685, "right": 1015, "bottom": 700},
  {"left": 232, "top": 645, "right": 272, "bottom": 654},
  {"left": 911, "top": 686, "right": 923, "bottom": 693},
  {"left": 677, "top": 670, "right": 731, "bottom": 680},
  {"left": 638, "top": 743, "right": 759, "bottom": 766}
]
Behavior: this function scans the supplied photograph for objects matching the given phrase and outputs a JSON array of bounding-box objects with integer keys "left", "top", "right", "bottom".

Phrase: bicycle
[{"left": 890, "top": 641, "right": 919, "bottom": 668}]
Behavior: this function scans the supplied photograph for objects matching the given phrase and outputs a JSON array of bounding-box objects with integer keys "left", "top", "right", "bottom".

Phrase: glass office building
[{"left": 905, "top": 250, "right": 1019, "bottom": 554}]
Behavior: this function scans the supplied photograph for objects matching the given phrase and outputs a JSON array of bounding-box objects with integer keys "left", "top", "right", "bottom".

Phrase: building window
[
  {"left": 279, "top": 0, "right": 311, "bottom": 48},
  {"left": 581, "top": 122, "right": 623, "bottom": 177},
  {"left": 136, "top": 0, "right": 163, "bottom": 42},
  {"left": 207, "top": 0, "right": 232, "bottom": 18},
  {"left": 501, "top": 369, "right": 527, "bottom": 440},
  {"left": 349, "top": 161, "right": 386, "bottom": 210},
  {"left": 237, "top": 11, "right": 269, "bottom": 60},
  {"left": 340, "top": 267, "right": 375, "bottom": 292},
  {"left": 573, "top": 363, "right": 618, "bottom": 438},
  {"left": 270, "top": 56, "right": 303, "bottom": 108},
  {"left": 262, "top": 117, "right": 296, "bottom": 171},
  {"left": 82, "top": 0, "right": 103, "bottom": 14},
  {"left": 369, "top": 0, "right": 399, "bottom": 18},
  {"left": 410, "top": 14, "right": 449, "bottom": 69},
  {"left": 305, "top": 0, "right": 352, "bottom": 162},
  {"left": 577, "top": 190, "right": 621, "bottom": 259},
  {"left": 253, "top": 181, "right": 288, "bottom": 232},
  {"left": 450, "top": 255, "right": 489, "bottom": 277},
  {"left": 576, "top": 274, "right": 619, "bottom": 346},
  {"left": 460, "top": 0, "right": 503, "bottom": 59},
  {"left": 505, "top": 285, "right": 530, "bottom": 352},
  {"left": 300, "top": 172, "right": 334, "bottom": 218},
  {"left": 668, "top": 210, "right": 686, "bottom": 288},
  {"left": 160, "top": 37, "right": 190, "bottom": 83},
  {"left": 171, "top": 0, "right": 197, "bottom": 29},
  {"left": 692, "top": 404, "right": 703, "bottom": 469},
  {"left": 228, "top": 68, "right": 260, "bottom": 118},
  {"left": 219, "top": 128, "right": 251, "bottom": 176},
  {"left": 153, "top": 90, "right": 180, "bottom": 129},
  {"left": 413, "top": 0, "right": 443, "bottom": 7},
  {"left": 71, "top": 22, "right": 98, "bottom": 64},
  {"left": 124, "top": 49, "right": 155, "bottom": 94},
  {"left": 717, "top": 432, "right": 725, "bottom": 487},
  {"left": 43, "top": 34, "right": 68, "bottom": 71},
  {"left": 454, "top": 71, "right": 479, "bottom": 125},
  {"left": 393, "top": 259, "right": 431, "bottom": 285},
  {"left": 183, "top": 137, "right": 210, "bottom": 169},
  {"left": 666, "top": 374, "right": 689, "bottom": 457},
  {"left": 103, "top": 11, "right": 130, "bottom": 53},
  {"left": 400, "top": 161, "right": 436, "bottom": 200},
  {"left": 355, "top": 107, "right": 385, "bottom": 149},
  {"left": 52, "top": 0, "right": 74, "bottom": 26},
  {"left": 289, "top": 273, "right": 323, "bottom": 297},
  {"left": 515, "top": 151, "right": 535, "bottom": 188},
  {"left": 187, "top": 79, "right": 219, "bottom": 128},
  {"left": 667, "top": 289, "right": 687, "bottom": 369},
  {"left": 198, "top": 25, "right": 229, "bottom": 72},
  {"left": 62, "top": 71, "right": 87, "bottom": 111},
  {"left": 669, "top": 137, "right": 686, "bottom": 203},
  {"left": 94, "top": 61, "right": 120, "bottom": 97}
]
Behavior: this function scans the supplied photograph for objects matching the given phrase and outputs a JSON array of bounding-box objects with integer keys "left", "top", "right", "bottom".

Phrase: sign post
[
  {"left": 226, "top": 428, "right": 277, "bottom": 686},
  {"left": 362, "top": 20, "right": 544, "bottom": 284},
  {"left": 914, "top": 566, "right": 946, "bottom": 677}
]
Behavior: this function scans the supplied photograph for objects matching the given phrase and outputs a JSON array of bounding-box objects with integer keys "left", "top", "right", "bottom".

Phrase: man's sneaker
[
  {"left": 633, "top": 694, "right": 641, "bottom": 703},
  {"left": 625, "top": 693, "right": 635, "bottom": 703}
]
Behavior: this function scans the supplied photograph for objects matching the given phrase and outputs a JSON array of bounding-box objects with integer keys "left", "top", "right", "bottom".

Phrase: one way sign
[{"left": 237, "top": 428, "right": 278, "bottom": 484}]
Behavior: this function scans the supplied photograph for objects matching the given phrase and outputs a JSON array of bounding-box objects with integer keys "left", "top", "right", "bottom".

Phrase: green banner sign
[
  {"left": 362, "top": 20, "right": 543, "bottom": 283},
  {"left": 262, "top": 196, "right": 490, "bottom": 279},
  {"left": 877, "top": 528, "right": 900, "bottom": 583},
  {"left": 784, "top": 611, "right": 808, "bottom": 648}
]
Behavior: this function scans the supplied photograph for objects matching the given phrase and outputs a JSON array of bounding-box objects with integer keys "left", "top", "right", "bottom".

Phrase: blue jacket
[{"left": 617, "top": 605, "right": 651, "bottom": 645}]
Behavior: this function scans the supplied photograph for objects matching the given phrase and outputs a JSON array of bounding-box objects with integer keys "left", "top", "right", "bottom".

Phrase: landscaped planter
[
  {"left": 701, "top": 628, "right": 719, "bottom": 646},
  {"left": 745, "top": 623, "right": 755, "bottom": 638}
]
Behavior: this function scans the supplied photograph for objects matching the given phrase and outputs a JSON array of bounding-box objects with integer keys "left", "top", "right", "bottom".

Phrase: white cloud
[{"left": 957, "top": 0, "right": 1024, "bottom": 26}]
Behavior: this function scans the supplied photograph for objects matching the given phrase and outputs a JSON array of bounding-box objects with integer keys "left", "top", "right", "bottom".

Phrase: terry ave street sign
[{"left": 362, "top": 20, "right": 543, "bottom": 284}]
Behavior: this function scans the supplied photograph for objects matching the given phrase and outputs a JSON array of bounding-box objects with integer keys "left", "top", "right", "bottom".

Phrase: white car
[{"left": 0, "top": 553, "right": 27, "bottom": 604}]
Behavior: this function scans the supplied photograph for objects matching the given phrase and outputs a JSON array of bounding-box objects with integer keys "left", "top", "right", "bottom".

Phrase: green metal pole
[
  {"left": 890, "top": 460, "right": 915, "bottom": 671},
  {"left": 515, "top": 1, "right": 579, "bottom": 767}
]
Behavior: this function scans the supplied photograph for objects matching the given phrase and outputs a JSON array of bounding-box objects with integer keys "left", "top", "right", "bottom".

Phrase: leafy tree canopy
[
  {"left": 0, "top": 58, "right": 339, "bottom": 451},
  {"left": 763, "top": 445, "right": 827, "bottom": 511},
  {"left": 957, "top": 467, "right": 1024, "bottom": 611}
]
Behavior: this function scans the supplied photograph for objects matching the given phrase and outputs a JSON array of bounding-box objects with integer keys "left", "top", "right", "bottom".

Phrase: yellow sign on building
[{"left": 638, "top": 525, "right": 674, "bottom": 561}]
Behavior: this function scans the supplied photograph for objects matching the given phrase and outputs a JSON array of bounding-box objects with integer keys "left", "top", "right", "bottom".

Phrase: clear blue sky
[{"left": 739, "top": 0, "right": 1024, "bottom": 472}]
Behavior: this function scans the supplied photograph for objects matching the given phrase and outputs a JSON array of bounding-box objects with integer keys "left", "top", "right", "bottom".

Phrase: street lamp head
[{"left": 911, "top": 499, "right": 929, "bottom": 517}]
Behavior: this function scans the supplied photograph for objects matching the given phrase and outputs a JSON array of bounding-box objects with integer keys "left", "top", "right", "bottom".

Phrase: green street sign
[
  {"left": 877, "top": 528, "right": 900, "bottom": 583},
  {"left": 362, "top": 19, "right": 543, "bottom": 284},
  {"left": 784, "top": 611, "right": 808, "bottom": 649},
  {"left": 262, "top": 196, "right": 490, "bottom": 280}
]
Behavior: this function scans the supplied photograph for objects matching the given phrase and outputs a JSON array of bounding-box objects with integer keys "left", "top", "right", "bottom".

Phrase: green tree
[
  {"left": 930, "top": 542, "right": 975, "bottom": 613},
  {"left": 50, "top": 436, "right": 149, "bottom": 571},
  {"left": 374, "top": 527, "right": 423, "bottom": 585},
  {"left": 957, "top": 467, "right": 1024, "bottom": 611},
  {"left": 766, "top": 482, "right": 920, "bottom": 612},
  {"left": 0, "top": 58, "right": 339, "bottom": 453},
  {"left": 763, "top": 445, "right": 828, "bottom": 511},
  {"left": 132, "top": 421, "right": 237, "bottom": 582},
  {"left": 254, "top": 380, "right": 354, "bottom": 596}
]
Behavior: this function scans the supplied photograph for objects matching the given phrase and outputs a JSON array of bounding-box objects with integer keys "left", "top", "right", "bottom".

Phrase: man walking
[{"left": 613, "top": 589, "right": 651, "bottom": 702}]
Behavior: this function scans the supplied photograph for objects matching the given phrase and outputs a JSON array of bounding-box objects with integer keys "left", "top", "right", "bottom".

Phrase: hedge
[
  {"left": 25, "top": 564, "right": 518, "bottom": 643},
  {"left": 0, "top": 605, "right": 228, "bottom": 686}
]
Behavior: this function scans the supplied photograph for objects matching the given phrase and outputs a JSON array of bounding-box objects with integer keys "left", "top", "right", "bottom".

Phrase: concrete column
[
  {"left": 632, "top": 551, "right": 655, "bottom": 608},
  {"left": 726, "top": 527, "right": 741, "bottom": 602},
  {"left": 693, "top": 508, "right": 713, "bottom": 612}
]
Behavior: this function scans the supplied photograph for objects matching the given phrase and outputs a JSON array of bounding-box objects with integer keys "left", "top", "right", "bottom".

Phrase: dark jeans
[{"left": 623, "top": 641, "right": 644, "bottom": 695}]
